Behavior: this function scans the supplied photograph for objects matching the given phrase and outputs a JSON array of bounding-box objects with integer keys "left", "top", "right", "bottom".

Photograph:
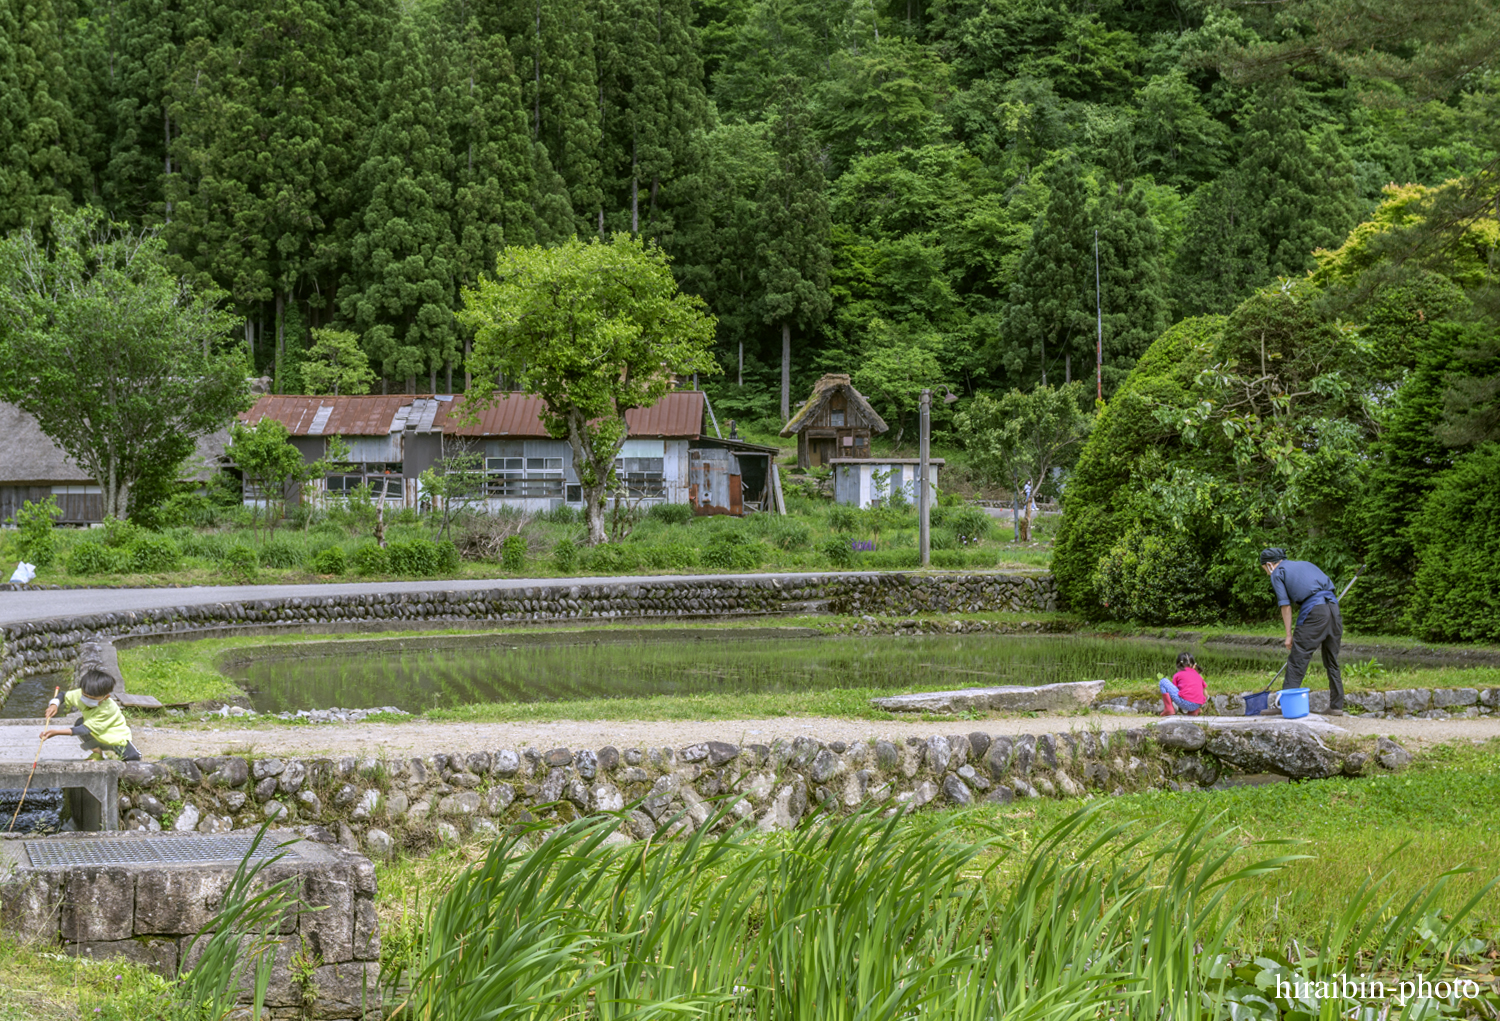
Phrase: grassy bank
[
  {"left": 5, "top": 740, "right": 1497, "bottom": 1020},
  {"left": 3, "top": 496, "right": 1051, "bottom": 589}
]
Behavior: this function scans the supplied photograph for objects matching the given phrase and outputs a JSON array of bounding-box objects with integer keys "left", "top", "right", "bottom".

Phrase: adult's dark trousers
[{"left": 1284, "top": 602, "right": 1344, "bottom": 708}]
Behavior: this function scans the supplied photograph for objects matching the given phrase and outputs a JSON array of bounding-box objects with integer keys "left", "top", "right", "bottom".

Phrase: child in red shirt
[{"left": 1159, "top": 652, "right": 1207, "bottom": 716}]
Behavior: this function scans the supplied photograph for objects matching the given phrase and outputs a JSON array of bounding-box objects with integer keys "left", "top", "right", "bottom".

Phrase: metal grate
[{"left": 25, "top": 835, "right": 298, "bottom": 868}]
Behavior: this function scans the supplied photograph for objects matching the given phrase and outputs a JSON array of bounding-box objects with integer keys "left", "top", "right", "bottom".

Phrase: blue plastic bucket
[{"left": 1280, "top": 687, "right": 1310, "bottom": 719}]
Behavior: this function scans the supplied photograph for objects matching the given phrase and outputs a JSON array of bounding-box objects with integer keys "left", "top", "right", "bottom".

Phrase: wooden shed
[{"left": 778, "top": 374, "right": 888, "bottom": 469}]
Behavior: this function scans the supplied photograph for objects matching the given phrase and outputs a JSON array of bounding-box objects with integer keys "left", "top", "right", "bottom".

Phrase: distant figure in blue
[{"left": 1259, "top": 548, "right": 1345, "bottom": 716}]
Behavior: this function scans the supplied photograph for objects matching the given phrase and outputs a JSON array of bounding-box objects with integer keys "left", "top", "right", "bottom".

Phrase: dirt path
[{"left": 115, "top": 713, "right": 1500, "bottom": 761}]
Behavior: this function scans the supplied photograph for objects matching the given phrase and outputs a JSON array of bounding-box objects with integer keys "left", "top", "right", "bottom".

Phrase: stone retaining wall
[
  {"left": 0, "top": 572, "right": 1058, "bottom": 708},
  {"left": 109, "top": 722, "right": 1402, "bottom": 862},
  {"left": 0, "top": 833, "right": 379, "bottom": 1019},
  {"left": 1102, "top": 686, "right": 1500, "bottom": 720}
]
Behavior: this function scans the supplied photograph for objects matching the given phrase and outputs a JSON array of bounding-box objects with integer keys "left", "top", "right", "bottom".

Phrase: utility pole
[
  {"left": 1095, "top": 228, "right": 1103, "bottom": 402},
  {"left": 918, "top": 388, "right": 931, "bottom": 568}
]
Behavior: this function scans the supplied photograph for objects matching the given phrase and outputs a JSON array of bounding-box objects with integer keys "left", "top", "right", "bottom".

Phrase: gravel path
[{"left": 105, "top": 712, "right": 1500, "bottom": 761}]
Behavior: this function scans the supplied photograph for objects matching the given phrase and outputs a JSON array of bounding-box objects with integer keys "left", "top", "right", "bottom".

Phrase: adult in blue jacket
[{"left": 1259, "top": 548, "right": 1345, "bottom": 715}]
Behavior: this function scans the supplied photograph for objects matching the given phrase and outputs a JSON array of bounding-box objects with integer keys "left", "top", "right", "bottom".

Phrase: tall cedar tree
[
  {"left": 0, "top": 0, "right": 83, "bottom": 231},
  {"left": 1003, "top": 156, "right": 1092, "bottom": 388},
  {"left": 758, "top": 78, "right": 831, "bottom": 421},
  {"left": 597, "top": 0, "right": 707, "bottom": 245},
  {"left": 342, "top": 15, "right": 461, "bottom": 393},
  {"left": 505, "top": 0, "right": 600, "bottom": 235},
  {"left": 1094, "top": 177, "right": 1168, "bottom": 393}
]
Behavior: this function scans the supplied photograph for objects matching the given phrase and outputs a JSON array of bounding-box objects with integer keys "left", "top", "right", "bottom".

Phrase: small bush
[
  {"left": 940, "top": 505, "right": 994, "bottom": 542},
  {"left": 11, "top": 497, "right": 61, "bottom": 567},
  {"left": 640, "top": 543, "right": 699, "bottom": 570},
  {"left": 701, "top": 532, "right": 763, "bottom": 571},
  {"left": 647, "top": 502, "right": 693, "bottom": 526},
  {"left": 387, "top": 538, "right": 440, "bottom": 575},
  {"left": 1092, "top": 527, "right": 1210, "bottom": 625},
  {"left": 434, "top": 538, "right": 460, "bottom": 573},
  {"left": 219, "top": 543, "right": 259, "bottom": 581},
  {"left": 259, "top": 536, "right": 304, "bottom": 569},
  {"left": 501, "top": 534, "right": 527, "bottom": 572},
  {"left": 768, "top": 520, "right": 811, "bottom": 550},
  {"left": 351, "top": 542, "right": 389, "bottom": 575},
  {"left": 929, "top": 528, "right": 957, "bottom": 551},
  {"left": 583, "top": 543, "right": 641, "bottom": 572},
  {"left": 826, "top": 505, "right": 859, "bottom": 532},
  {"left": 820, "top": 536, "right": 855, "bottom": 569},
  {"left": 541, "top": 505, "right": 579, "bottom": 525},
  {"left": 126, "top": 534, "right": 182, "bottom": 573},
  {"left": 67, "top": 540, "right": 122, "bottom": 575},
  {"left": 311, "top": 546, "right": 348, "bottom": 575},
  {"left": 99, "top": 517, "right": 143, "bottom": 549},
  {"left": 553, "top": 538, "right": 577, "bottom": 572}
]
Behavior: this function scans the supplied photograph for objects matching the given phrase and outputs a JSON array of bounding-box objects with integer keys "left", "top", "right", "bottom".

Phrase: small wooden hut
[{"left": 779, "top": 374, "right": 888, "bottom": 468}]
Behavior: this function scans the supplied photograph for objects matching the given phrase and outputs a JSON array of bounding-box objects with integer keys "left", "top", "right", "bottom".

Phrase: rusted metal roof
[
  {"left": 439, "top": 391, "right": 705, "bottom": 438},
  {"left": 242, "top": 395, "right": 441, "bottom": 436}
]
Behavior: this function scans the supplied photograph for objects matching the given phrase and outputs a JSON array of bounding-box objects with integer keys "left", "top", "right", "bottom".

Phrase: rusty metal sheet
[{"left": 440, "top": 391, "right": 704, "bottom": 438}]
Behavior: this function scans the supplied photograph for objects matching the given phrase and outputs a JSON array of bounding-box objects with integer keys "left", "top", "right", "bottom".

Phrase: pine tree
[
  {"left": 1172, "top": 176, "right": 1268, "bottom": 317},
  {"left": 1002, "top": 156, "right": 1092, "bottom": 387},
  {"left": 340, "top": 14, "right": 461, "bottom": 393},
  {"left": 757, "top": 78, "right": 831, "bottom": 421},
  {"left": 1094, "top": 178, "right": 1168, "bottom": 393}
]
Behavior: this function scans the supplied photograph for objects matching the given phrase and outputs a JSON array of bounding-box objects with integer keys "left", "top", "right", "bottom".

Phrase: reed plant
[{"left": 384, "top": 803, "right": 1495, "bottom": 1020}]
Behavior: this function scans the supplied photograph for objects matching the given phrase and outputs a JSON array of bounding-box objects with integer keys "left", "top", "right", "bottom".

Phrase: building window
[
  {"left": 614, "top": 456, "right": 665, "bottom": 498},
  {"left": 830, "top": 410, "right": 845, "bottom": 426},
  {"left": 325, "top": 465, "right": 403, "bottom": 500},
  {"left": 486, "top": 456, "right": 564, "bottom": 498}
]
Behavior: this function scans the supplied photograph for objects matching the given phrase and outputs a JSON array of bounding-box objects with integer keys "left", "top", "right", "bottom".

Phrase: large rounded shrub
[
  {"left": 67, "top": 540, "right": 121, "bottom": 575},
  {"left": 1092, "top": 527, "right": 1212, "bottom": 625},
  {"left": 1403, "top": 445, "right": 1500, "bottom": 641},
  {"left": 126, "top": 534, "right": 182, "bottom": 573}
]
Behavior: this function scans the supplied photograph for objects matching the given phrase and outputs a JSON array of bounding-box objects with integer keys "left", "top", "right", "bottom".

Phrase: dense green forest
[
  {"left": 4, "top": 0, "right": 1499, "bottom": 636},
  {"left": 1, "top": 0, "right": 1491, "bottom": 415}
]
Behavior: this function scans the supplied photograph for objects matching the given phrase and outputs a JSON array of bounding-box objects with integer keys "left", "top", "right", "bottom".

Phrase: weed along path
[{"left": 57, "top": 711, "right": 1500, "bottom": 761}]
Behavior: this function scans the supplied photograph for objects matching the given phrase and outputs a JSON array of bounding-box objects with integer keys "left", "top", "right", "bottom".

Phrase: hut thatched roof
[
  {"left": 779, "top": 374, "right": 888, "bottom": 437},
  {"left": 0, "top": 402, "right": 230, "bottom": 485}
]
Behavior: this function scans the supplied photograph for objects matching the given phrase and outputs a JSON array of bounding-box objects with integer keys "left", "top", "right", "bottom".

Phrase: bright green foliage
[
  {"left": 300, "top": 328, "right": 375, "bottom": 396},
  {"left": 10, "top": 497, "right": 61, "bottom": 567},
  {"left": 501, "top": 534, "right": 526, "bottom": 571},
  {"left": 1132, "top": 71, "right": 1228, "bottom": 189},
  {"left": 460, "top": 235, "right": 717, "bottom": 544},
  {"left": 1094, "top": 526, "right": 1212, "bottom": 624},
  {"left": 1437, "top": 334, "right": 1500, "bottom": 448},
  {"left": 67, "top": 540, "right": 123, "bottom": 576},
  {"left": 702, "top": 531, "right": 764, "bottom": 569},
  {"left": 758, "top": 78, "right": 832, "bottom": 421},
  {"left": 419, "top": 450, "right": 486, "bottom": 540},
  {"left": 814, "top": 38, "right": 949, "bottom": 174},
  {"left": 350, "top": 542, "right": 388, "bottom": 575},
  {"left": 386, "top": 538, "right": 444, "bottom": 575},
  {"left": 219, "top": 543, "right": 259, "bottom": 580},
  {"left": 820, "top": 534, "right": 855, "bottom": 568},
  {"left": 552, "top": 537, "right": 577, "bottom": 571},
  {"left": 1002, "top": 157, "right": 1093, "bottom": 386},
  {"left": 1404, "top": 445, "right": 1500, "bottom": 641},
  {"left": 126, "top": 534, "right": 182, "bottom": 573},
  {"left": 341, "top": 16, "right": 460, "bottom": 390},
  {"left": 1094, "top": 177, "right": 1169, "bottom": 391},
  {"left": 0, "top": 211, "right": 249, "bottom": 521},
  {"left": 956, "top": 382, "right": 1092, "bottom": 505},
  {"left": 310, "top": 545, "right": 347, "bottom": 575},
  {"left": 226, "top": 421, "right": 346, "bottom": 539}
]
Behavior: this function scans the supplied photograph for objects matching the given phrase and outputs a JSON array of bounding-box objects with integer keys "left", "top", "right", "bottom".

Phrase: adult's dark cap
[{"left": 1259, "top": 548, "right": 1286, "bottom": 565}]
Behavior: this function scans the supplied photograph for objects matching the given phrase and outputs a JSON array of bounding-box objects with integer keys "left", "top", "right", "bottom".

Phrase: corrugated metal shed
[{"left": 439, "top": 391, "right": 705, "bottom": 438}]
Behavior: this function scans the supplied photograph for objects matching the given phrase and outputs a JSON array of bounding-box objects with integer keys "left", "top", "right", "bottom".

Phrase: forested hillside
[{"left": 4, "top": 0, "right": 1494, "bottom": 428}]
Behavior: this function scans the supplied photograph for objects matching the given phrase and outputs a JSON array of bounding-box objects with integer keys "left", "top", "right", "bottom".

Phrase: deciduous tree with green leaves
[
  {"left": 301, "top": 328, "right": 375, "bottom": 396},
  {"left": 955, "top": 383, "right": 1092, "bottom": 539},
  {"left": 459, "top": 235, "right": 717, "bottom": 545},
  {"left": 226, "top": 418, "right": 349, "bottom": 539},
  {"left": 0, "top": 211, "right": 249, "bottom": 521}
]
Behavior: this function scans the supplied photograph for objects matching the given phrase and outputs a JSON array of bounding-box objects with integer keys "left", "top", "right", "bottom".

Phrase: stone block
[
  {"left": 0, "top": 869, "right": 61, "bottom": 942},
  {"left": 1155, "top": 720, "right": 1206, "bottom": 751},
  {"left": 1383, "top": 689, "right": 1431, "bottom": 714},
  {"left": 985, "top": 736, "right": 1012, "bottom": 778},
  {"left": 1012, "top": 735, "right": 1035, "bottom": 775},
  {"left": 1036, "top": 735, "right": 1057, "bottom": 770},
  {"left": 941, "top": 775, "right": 972, "bottom": 805},
  {"left": 1345, "top": 690, "right": 1384, "bottom": 712},
  {"left": 871, "top": 680, "right": 1106, "bottom": 714},
  {"left": 967, "top": 732, "right": 991, "bottom": 758},
  {"left": 69, "top": 936, "right": 179, "bottom": 978},
  {"left": 134, "top": 868, "right": 229, "bottom": 935},
  {"left": 924, "top": 736, "right": 951, "bottom": 774},
  {"left": 596, "top": 746, "right": 620, "bottom": 772},
  {"left": 1433, "top": 688, "right": 1479, "bottom": 708},
  {"left": 61, "top": 867, "right": 135, "bottom": 943},
  {"left": 1201, "top": 720, "right": 1343, "bottom": 779},
  {"left": 308, "top": 960, "right": 381, "bottom": 1019},
  {"left": 809, "top": 749, "right": 844, "bottom": 783},
  {"left": 278, "top": 761, "right": 306, "bottom": 795},
  {"left": 1376, "top": 737, "right": 1412, "bottom": 771},
  {"left": 301, "top": 870, "right": 354, "bottom": 964}
]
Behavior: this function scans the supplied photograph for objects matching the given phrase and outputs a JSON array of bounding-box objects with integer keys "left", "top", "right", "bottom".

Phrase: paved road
[{"left": 0, "top": 571, "right": 892, "bottom": 627}]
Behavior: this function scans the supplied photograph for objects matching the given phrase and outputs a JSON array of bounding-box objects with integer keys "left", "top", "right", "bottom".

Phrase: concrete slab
[
  {"left": 0, "top": 722, "right": 88, "bottom": 763},
  {"left": 872, "top": 680, "right": 1106, "bottom": 714},
  {"left": 1190, "top": 715, "right": 1351, "bottom": 739}
]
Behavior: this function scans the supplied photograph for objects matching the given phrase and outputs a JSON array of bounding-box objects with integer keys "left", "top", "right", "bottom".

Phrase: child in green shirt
[{"left": 41, "top": 668, "right": 141, "bottom": 761}]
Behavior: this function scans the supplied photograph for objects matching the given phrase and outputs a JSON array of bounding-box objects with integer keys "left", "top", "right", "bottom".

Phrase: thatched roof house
[
  {"left": 778, "top": 374, "right": 887, "bottom": 468},
  {"left": 0, "top": 402, "right": 228, "bottom": 524}
]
